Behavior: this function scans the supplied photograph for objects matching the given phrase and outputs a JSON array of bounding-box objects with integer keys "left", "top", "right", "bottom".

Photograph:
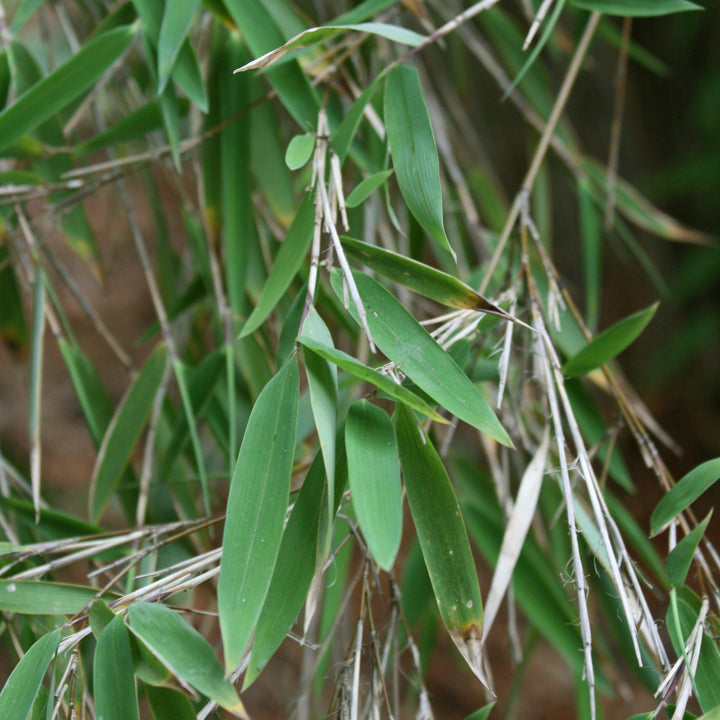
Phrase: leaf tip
[{"left": 450, "top": 623, "right": 495, "bottom": 695}]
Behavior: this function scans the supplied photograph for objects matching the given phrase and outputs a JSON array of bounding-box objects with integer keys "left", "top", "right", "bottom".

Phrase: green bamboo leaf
[
  {"left": 340, "top": 271, "right": 511, "bottom": 445},
  {"left": 297, "top": 336, "right": 446, "bottom": 423},
  {"left": 244, "top": 446, "right": 330, "bottom": 688},
  {"left": 384, "top": 65, "right": 454, "bottom": 260},
  {"left": 332, "top": 71, "right": 385, "bottom": 163},
  {"left": 241, "top": 195, "right": 315, "bottom": 337},
  {"left": 578, "top": 177, "right": 602, "bottom": 331},
  {"left": 341, "top": 236, "right": 519, "bottom": 318},
  {"left": 667, "top": 511, "right": 712, "bottom": 588},
  {"left": 94, "top": 615, "right": 139, "bottom": 720},
  {"left": 582, "top": 158, "right": 712, "bottom": 244},
  {"left": 395, "top": 404, "right": 488, "bottom": 688},
  {"left": 89, "top": 344, "right": 168, "bottom": 521},
  {"left": 223, "top": 0, "right": 318, "bottom": 128},
  {"left": 571, "top": 0, "right": 701, "bottom": 15},
  {"left": 302, "top": 309, "right": 337, "bottom": 552},
  {"left": 0, "top": 580, "right": 103, "bottom": 615},
  {"left": 562, "top": 302, "right": 658, "bottom": 377},
  {"left": 157, "top": 0, "right": 201, "bottom": 93},
  {"left": 0, "top": 24, "right": 136, "bottom": 154},
  {"left": 697, "top": 710, "right": 720, "bottom": 720},
  {"left": 0, "top": 629, "right": 59, "bottom": 720},
  {"left": 666, "top": 589, "right": 720, "bottom": 711},
  {"left": 73, "top": 101, "right": 178, "bottom": 157},
  {"left": 651, "top": 458, "right": 720, "bottom": 535},
  {"left": 10, "top": 0, "right": 46, "bottom": 32},
  {"left": 145, "top": 686, "right": 196, "bottom": 720},
  {"left": 464, "top": 704, "right": 496, "bottom": 720},
  {"left": 127, "top": 602, "right": 248, "bottom": 718},
  {"left": 345, "top": 170, "right": 394, "bottom": 208},
  {"left": 347, "top": 400, "right": 402, "bottom": 571},
  {"left": 89, "top": 599, "right": 115, "bottom": 638},
  {"left": 285, "top": 132, "right": 315, "bottom": 170},
  {"left": 237, "top": 23, "right": 425, "bottom": 72},
  {"left": 218, "top": 358, "right": 299, "bottom": 672}
]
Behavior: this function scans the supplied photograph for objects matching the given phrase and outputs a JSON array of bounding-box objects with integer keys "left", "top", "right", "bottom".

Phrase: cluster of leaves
[{"left": 0, "top": 1, "right": 719, "bottom": 719}]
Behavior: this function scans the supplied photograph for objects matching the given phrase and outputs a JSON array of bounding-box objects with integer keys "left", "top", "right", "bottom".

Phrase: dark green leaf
[
  {"left": 341, "top": 271, "right": 512, "bottom": 445},
  {"left": 651, "top": 458, "right": 720, "bottom": 535},
  {"left": 89, "top": 345, "right": 168, "bottom": 521},
  {"left": 241, "top": 195, "right": 315, "bottom": 337},
  {"left": 94, "top": 615, "right": 139, "bottom": 720},
  {"left": 0, "top": 630, "right": 59, "bottom": 720},
  {"left": 346, "top": 401, "right": 402, "bottom": 570},
  {"left": 218, "top": 358, "right": 299, "bottom": 672},
  {"left": 562, "top": 302, "right": 658, "bottom": 377},
  {"left": 145, "top": 686, "right": 197, "bottom": 720},
  {"left": 385, "top": 65, "right": 454, "bottom": 259},
  {"left": 395, "top": 404, "right": 488, "bottom": 687},
  {"left": 345, "top": 170, "right": 394, "bottom": 207},
  {"left": 127, "top": 603, "right": 247, "bottom": 717},
  {"left": 157, "top": 0, "right": 201, "bottom": 93},
  {"left": 667, "top": 512, "right": 712, "bottom": 587}
]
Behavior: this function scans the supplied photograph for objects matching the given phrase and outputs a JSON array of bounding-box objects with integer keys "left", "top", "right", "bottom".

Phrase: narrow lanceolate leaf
[
  {"left": 94, "top": 615, "right": 139, "bottom": 720},
  {"left": 218, "top": 358, "right": 299, "bottom": 672},
  {"left": 395, "top": 404, "right": 489, "bottom": 689},
  {"left": 482, "top": 429, "right": 550, "bottom": 639},
  {"left": 651, "top": 458, "right": 720, "bottom": 535},
  {"left": 0, "top": 24, "right": 136, "bottom": 153},
  {"left": 297, "top": 336, "right": 446, "bottom": 423},
  {"left": 0, "top": 629, "right": 59, "bottom": 720},
  {"left": 241, "top": 195, "right": 315, "bottom": 337},
  {"left": 667, "top": 511, "right": 712, "bottom": 588},
  {"left": 89, "top": 344, "right": 168, "bottom": 521},
  {"left": 384, "top": 65, "right": 454, "bottom": 260},
  {"left": 570, "top": 0, "right": 701, "bottom": 16},
  {"left": 342, "top": 236, "right": 523, "bottom": 321},
  {"left": 342, "top": 271, "right": 512, "bottom": 446},
  {"left": 562, "top": 302, "right": 658, "bottom": 377},
  {"left": 346, "top": 401, "right": 402, "bottom": 571},
  {"left": 127, "top": 603, "right": 247, "bottom": 718},
  {"left": 345, "top": 170, "right": 394, "bottom": 208},
  {"left": 0, "top": 580, "right": 102, "bottom": 615},
  {"left": 301, "top": 309, "right": 337, "bottom": 553},
  {"left": 236, "top": 23, "right": 425, "bottom": 72},
  {"left": 157, "top": 0, "right": 200, "bottom": 93},
  {"left": 244, "top": 448, "right": 328, "bottom": 688}
]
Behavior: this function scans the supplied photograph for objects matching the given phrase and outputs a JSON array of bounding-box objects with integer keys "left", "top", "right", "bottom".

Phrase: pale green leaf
[
  {"left": 0, "top": 580, "right": 102, "bottom": 616},
  {"left": 0, "top": 630, "right": 59, "bottom": 720},
  {"left": 127, "top": 603, "right": 247, "bottom": 717},
  {"left": 218, "top": 358, "right": 299, "bottom": 671},
  {"left": 0, "top": 24, "right": 137, "bottom": 153},
  {"left": 570, "top": 0, "right": 701, "bottom": 16},
  {"left": 395, "top": 404, "right": 488, "bottom": 688},
  {"left": 651, "top": 458, "right": 720, "bottom": 535},
  {"left": 340, "top": 271, "right": 512, "bottom": 445},
  {"left": 94, "top": 615, "right": 139, "bottom": 720},
  {"left": 285, "top": 133, "right": 315, "bottom": 170},
  {"left": 347, "top": 400, "right": 402, "bottom": 571},
  {"left": 562, "top": 302, "right": 658, "bottom": 377},
  {"left": 384, "top": 65, "right": 454, "bottom": 260},
  {"left": 237, "top": 23, "right": 425, "bottom": 72}
]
